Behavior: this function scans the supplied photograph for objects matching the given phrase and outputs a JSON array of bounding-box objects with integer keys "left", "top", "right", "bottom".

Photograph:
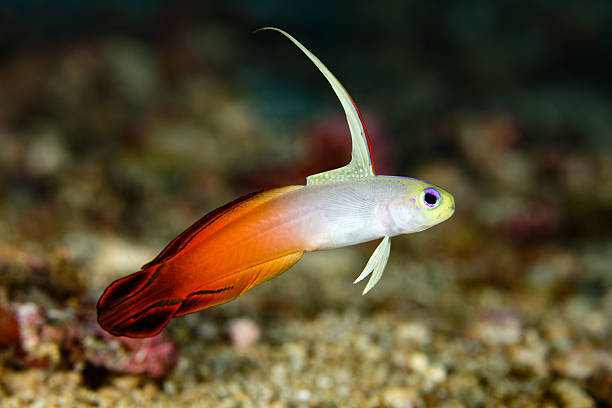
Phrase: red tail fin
[{"left": 97, "top": 264, "right": 183, "bottom": 338}]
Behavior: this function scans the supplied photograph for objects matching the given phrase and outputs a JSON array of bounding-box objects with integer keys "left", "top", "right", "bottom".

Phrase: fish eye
[{"left": 421, "top": 188, "right": 441, "bottom": 209}]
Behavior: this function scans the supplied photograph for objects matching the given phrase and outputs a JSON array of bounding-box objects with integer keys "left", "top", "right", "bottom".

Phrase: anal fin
[
  {"left": 353, "top": 236, "right": 391, "bottom": 295},
  {"left": 174, "top": 251, "right": 304, "bottom": 317}
]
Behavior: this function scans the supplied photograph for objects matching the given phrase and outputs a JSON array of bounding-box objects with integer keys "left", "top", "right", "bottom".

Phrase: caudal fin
[{"left": 97, "top": 265, "right": 183, "bottom": 338}]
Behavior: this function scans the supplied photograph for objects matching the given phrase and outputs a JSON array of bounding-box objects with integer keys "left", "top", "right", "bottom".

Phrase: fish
[{"left": 97, "top": 28, "right": 455, "bottom": 338}]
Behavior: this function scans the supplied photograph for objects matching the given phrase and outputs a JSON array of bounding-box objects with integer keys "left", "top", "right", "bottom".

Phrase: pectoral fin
[
  {"left": 353, "top": 236, "right": 391, "bottom": 295},
  {"left": 258, "top": 27, "right": 375, "bottom": 185}
]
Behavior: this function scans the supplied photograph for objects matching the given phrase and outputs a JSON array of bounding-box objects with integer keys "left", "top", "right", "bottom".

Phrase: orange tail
[
  {"left": 98, "top": 186, "right": 304, "bottom": 338},
  {"left": 97, "top": 252, "right": 303, "bottom": 338}
]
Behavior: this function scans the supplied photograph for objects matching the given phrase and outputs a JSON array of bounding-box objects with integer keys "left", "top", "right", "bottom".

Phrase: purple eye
[{"left": 421, "top": 188, "right": 441, "bottom": 209}]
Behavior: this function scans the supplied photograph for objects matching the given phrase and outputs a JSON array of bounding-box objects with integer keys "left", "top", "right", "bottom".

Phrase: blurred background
[{"left": 1, "top": 1, "right": 611, "bottom": 407}]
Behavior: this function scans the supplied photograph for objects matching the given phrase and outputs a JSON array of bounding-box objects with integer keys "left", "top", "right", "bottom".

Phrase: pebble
[
  {"left": 446, "top": 373, "right": 486, "bottom": 407},
  {"left": 552, "top": 346, "right": 612, "bottom": 380},
  {"left": 424, "top": 364, "right": 447, "bottom": 384},
  {"left": 1, "top": 368, "right": 46, "bottom": 396},
  {"left": 467, "top": 308, "right": 522, "bottom": 346},
  {"left": 408, "top": 352, "right": 429, "bottom": 373},
  {"left": 227, "top": 317, "right": 261, "bottom": 349},
  {"left": 506, "top": 330, "right": 549, "bottom": 377},
  {"left": 294, "top": 388, "right": 311, "bottom": 402},
  {"left": 394, "top": 322, "right": 431, "bottom": 346},
  {"left": 550, "top": 379, "right": 594, "bottom": 408},
  {"left": 381, "top": 387, "right": 424, "bottom": 408}
]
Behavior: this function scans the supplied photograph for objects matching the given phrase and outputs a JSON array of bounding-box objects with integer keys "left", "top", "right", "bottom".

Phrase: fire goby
[{"left": 97, "top": 28, "right": 455, "bottom": 338}]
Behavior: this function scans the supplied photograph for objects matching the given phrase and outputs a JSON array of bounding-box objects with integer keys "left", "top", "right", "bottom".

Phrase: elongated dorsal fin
[
  {"left": 258, "top": 27, "right": 375, "bottom": 185},
  {"left": 353, "top": 236, "right": 391, "bottom": 294}
]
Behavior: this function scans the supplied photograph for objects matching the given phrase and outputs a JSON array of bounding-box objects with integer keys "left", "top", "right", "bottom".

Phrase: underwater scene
[{"left": 1, "top": 2, "right": 611, "bottom": 407}]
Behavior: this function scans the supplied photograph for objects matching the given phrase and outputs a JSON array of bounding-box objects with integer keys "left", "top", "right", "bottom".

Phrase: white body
[{"left": 267, "top": 176, "right": 449, "bottom": 251}]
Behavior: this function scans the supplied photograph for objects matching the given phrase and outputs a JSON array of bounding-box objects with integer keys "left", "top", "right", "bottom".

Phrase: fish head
[{"left": 386, "top": 177, "right": 455, "bottom": 234}]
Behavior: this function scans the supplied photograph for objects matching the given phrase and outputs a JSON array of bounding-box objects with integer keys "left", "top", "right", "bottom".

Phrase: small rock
[
  {"left": 446, "top": 373, "right": 486, "bottom": 407},
  {"left": 424, "top": 364, "right": 447, "bottom": 385},
  {"left": 541, "top": 318, "right": 573, "bottom": 351},
  {"left": 507, "top": 344, "right": 548, "bottom": 377},
  {"left": 394, "top": 322, "right": 431, "bottom": 346},
  {"left": 285, "top": 342, "right": 307, "bottom": 372},
  {"left": 392, "top": 350, "right": 430, "bottom": 373},
  {"left": 381, "top": 386, "right": 424, "bottom": 408},
  {"left": 163, "top": 380, "right": 177, "bottom": 395},
  {"left": 549, "top": 379, "right": 594, "bottom": 408},
  {"left": 1, "top": 368, "right": 46, "bottom": 395},
  {"left": 47, "top": 371, "right": 82, "bottom": 390},
  {"left": 227, "top": 317, "right": 260, "bottom": 349},
  {"left": 467, "top": 308, "right": 522, "bottom": 346},
  {"left": 552, "top": 346, "right": 612, "bottom": 380},
  {"left": 507, "top": 329, "right": 549, "bottom": 377},
  {"left": 295, "top": 388, "right": 311, "bottom": 402},
  {"left": 408, "top": 352, "right": 429, "bottom": 373},
  {"left": 111, "top": 375, "right": 142, "bottom": 391}
]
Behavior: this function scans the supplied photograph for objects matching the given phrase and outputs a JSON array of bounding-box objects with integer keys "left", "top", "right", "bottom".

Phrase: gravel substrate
[{"left": 2, "top": 244, "right": 610, "bottom": 407}]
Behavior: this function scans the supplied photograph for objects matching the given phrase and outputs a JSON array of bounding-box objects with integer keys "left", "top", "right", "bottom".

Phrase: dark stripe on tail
[
  {"left": 115, "top": 298, "right": 182, "bottom": 326},
  {"left": 103, "top": 264, "right": 163, "bottom": 312},
  {"left": 174, "top": 286, "right": 234, "bottom": 317},
  {"left": 112, "top": 299, "right": 183, "bottom": 338},
  {"left": 188, "top": 286, "right": 234, "bottom": 296},
  {"left": 96, "top": 264, "right": 163, "bottom": 317},
  {"left": 97, "top": 264, "right": 184, "bottom": 338},
  {"left": 97, "top": 274, "right": 236, "bottom": 337}
]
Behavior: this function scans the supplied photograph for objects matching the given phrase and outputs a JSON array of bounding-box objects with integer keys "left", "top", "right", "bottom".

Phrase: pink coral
[
  {"left": 3, "top": 301, "right": 179, "bottom": 378},
  {"left": 86, "top": 327, "right": 179, "bottom": 379}
]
